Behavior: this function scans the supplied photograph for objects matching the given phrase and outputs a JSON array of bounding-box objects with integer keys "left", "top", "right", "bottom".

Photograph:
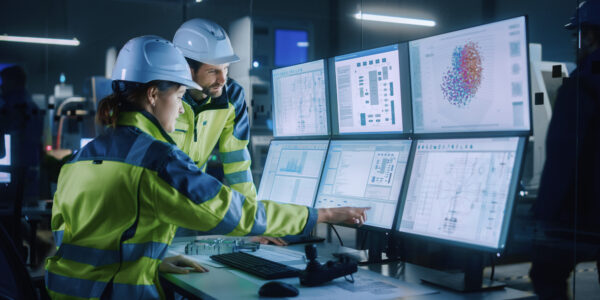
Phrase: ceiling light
[
  {"left": 0, "top": 35, "right": 80, "bottom": 46},
  {"left": 354, "top": 12, "right": 436, "bottom": 27}
]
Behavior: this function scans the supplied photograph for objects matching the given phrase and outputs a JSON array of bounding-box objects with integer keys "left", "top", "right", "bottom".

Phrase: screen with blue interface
[
  {"left": 272, "top": 59, "right": 329, "bottom": 137},
  {"left": 315, "top": 140, "right": 411, "bottom": 229},
  {"left": 258, "top": 140, "right": 329, "bottom": 206},
  {"left": 410, "top": 16, "right": 530, "bottom": 134},
  {"left": 0, "top": 134, "right": 11, "bottom": 183},
  {"left": 398, "top": 137, "right": 521, "bottom": 249},
  {"left": 334, "top": 44, "right": 404, "bottom": 134}
]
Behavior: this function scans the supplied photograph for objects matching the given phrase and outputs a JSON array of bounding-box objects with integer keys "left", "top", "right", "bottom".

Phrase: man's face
[{"left": 191, "top": 63, "right": 229, "bottom": 98}]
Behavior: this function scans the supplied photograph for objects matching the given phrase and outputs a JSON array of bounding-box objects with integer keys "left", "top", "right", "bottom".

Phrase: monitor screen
[
  {"left": 257, "top": 140, "right": 329, "bottom": 206},
  {"left": 275, "top": 29, "right": 309, "bottom": 67},
  {"left": 315, "top": 140, "right": 411, "bottom": 229},
  {"left": 272, "top": 59, "right": 329, "bottom": 137},
  {"left": 397, "top": 137, "right": 523, "bottom": 250},
  {"left": 333, "top": 44, "right": 405, "bottom": 135},
  {"left": 0, "top": 134, "right": 11, "bottom": 183},
  {"left": 410, "top": 16, "right": 530, "bottom": 134}
]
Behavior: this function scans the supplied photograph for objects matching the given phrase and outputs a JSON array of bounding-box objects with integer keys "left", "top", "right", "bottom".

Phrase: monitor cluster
[{"left": 261, "top": 16, "right": 529, "bottom": 252}]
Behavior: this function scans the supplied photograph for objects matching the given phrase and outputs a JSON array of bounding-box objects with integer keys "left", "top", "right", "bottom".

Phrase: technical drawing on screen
[
  {"left": 0, "top": 134, "right": 11, "bottom": 183},
  {"left": 315, "top": 140, "right": 411, "bottom": 229},
  {"left": 272, "top": 60, "right": 329, "bottom": 137},
  {"left": 257, "top": 140, "right": 329, "bottom": 206},
  {"left": 334, "top": 44, "right": 404, "bottom": 134},
  {"left": 398, "top": 137, "right": 524, "bottom": 250},
  {"left": 410, "top": 16, "right": 530, "bottom": 134}
]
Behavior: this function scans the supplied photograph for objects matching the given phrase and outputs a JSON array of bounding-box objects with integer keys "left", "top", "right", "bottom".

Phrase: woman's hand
[
  {"left": 159, "top": 255, "right": 209, "bottom": 274},
  {"left": 317, "top": 207, "right": 370, "bottom": 226}
]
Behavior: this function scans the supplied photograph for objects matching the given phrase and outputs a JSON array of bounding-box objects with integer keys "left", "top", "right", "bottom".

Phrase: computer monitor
[
  {"left": 0, "top": 134, "right": 11, "bottom": 183},
  {"left": 315, "top": 140, "right": 412, "bottom": 229},
  {"left": 272, "top": 59, "right": 329, "bottom": 137},
  {"left": 257, "top": 140, "right": 329, "bottom": 206},
  {"left": 397, "top": 137, "right": 525, "bottom": 251},
  {"left": 410, "top": 16, "right": 530, "bottom": 134},
  {"left": 274, "top": 29, "right": 309, "bottom": 67},
  {"left": 331, "top": 44, "right": 411, "bottom": 135}
]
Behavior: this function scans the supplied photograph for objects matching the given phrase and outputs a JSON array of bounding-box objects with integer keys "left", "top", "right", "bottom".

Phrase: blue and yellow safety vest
[
  {"left": 45, "top": 111, "right": 317, "bottom": 299},
  {"left": 170, "top": 78, "right": 256, "bottom": 199}
]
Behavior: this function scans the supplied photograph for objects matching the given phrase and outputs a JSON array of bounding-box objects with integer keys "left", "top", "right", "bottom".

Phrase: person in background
[
  {"left": 529, "top": 1, "right": 600, "bottom": 299},
  {"left": 45, "top": 35, "right": 368, "bottom": 299}
]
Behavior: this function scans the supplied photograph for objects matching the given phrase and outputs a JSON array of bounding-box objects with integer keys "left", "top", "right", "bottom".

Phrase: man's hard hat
[
  {"left": 565, "top": 0, "right": 600, "bottom": 29},
  {"left": 111, "top": 35, "right": 201, "bottom": 90},
  {"left": 173, "top": 18, "right": 240, "bottom": 65}
]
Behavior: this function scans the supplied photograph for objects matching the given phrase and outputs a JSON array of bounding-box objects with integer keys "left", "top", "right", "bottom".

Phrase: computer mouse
[{"left": 258, "top": 281, "right": 299, "bottom": 297}]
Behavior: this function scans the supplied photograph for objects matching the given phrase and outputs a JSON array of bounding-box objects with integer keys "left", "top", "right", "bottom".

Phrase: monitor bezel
[
  {"left": 271, "top": 58, "right": 332, "bottom": 139},
  {"left": 408, "top": 15, "right": 533, "bottom": 137},
  {"left": 315, "top": 138, "right": 413, "bottom": 232},
  {"left": 257, "top": 139, "right": 331, "bottom": 208},
  {"left": 329, "top": 43, "right": 413, "bottom": 139},
  {"left": 392, "top": 136, "right": 527, "bottom": 253}
]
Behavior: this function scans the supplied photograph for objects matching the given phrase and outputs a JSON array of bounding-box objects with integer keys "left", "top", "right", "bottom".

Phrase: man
[
  {"left": 172, "top": 19, "right": 286, "bottom": 244},
  {"left": 529, "top": 1, "right": 600, "bottom": 299}
]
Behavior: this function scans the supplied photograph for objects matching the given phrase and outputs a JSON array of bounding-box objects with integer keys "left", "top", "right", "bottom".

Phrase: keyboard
[{"left": 210, "top": 252, "right": 301, "bottom": 279}]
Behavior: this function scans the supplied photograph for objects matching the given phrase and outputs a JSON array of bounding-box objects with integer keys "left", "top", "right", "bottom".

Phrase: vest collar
[{"left": 117, "top": 110, "right": 176, "bottom": 145}]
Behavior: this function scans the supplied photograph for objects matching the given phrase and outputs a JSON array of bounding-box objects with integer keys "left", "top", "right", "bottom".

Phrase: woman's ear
[{"left": 146, "top": 86, "right": 159, "bottom": 107}]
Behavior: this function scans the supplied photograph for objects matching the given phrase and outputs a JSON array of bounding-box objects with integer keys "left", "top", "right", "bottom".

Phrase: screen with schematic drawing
[
  {"left": 333, "top": 44, "right": 405, "bottom": 134},
  {"left": 258, "top": 140, "right": 329, "bottom": 207},
  {"left": 272, "top": 59, "right": 329, "bottom": 137},
  {"left": 409, "top": 16, "right": 530, "bottom": 134},
  {"left": 397, "top": 137, "right": 523, "bottom": 250},
  {"left": 314, "top": 140, "right": 411, "bottom": 229},
  {"left": 0, "top": 134, "right": 11, "bottom": 183}
]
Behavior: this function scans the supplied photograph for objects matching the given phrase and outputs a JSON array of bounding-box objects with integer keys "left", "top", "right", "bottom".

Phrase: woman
[{"left": 44, "top": 36, "right": 368, "bottom": 299}]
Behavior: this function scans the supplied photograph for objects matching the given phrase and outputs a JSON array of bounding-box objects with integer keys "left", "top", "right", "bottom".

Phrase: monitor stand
[
  {"left": 419, "top": 251, "right": 506, "bottom": 292},
  {"left": 333, "top": 231, "right": 399, "bottom": 265}
]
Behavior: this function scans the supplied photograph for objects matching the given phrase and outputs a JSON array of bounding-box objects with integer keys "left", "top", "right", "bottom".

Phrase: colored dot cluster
[{"left": 441, "top": 41, "right": 483, "bottom": 107}]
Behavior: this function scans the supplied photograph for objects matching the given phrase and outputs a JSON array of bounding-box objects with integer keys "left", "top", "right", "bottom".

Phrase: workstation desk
[{"left": 160, "top": 238, "right": 535, "bottom": 299}]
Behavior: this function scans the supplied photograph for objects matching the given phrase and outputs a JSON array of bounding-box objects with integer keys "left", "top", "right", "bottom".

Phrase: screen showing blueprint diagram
[
  {"left": 315, "top": 140, "right": 411, "bottom": 229},
  {"left": 0, "top": 134, "right": 11, "bottom": 183},
  {"left": 409, "top": 17, "right": 530, "bottom": 134},
  {"left": 397, "top": 137, "right": 522, "bottom": 250},
  {"left": 258, "top": 140, "right": 329, "bottom": 206},
  {"left": 272, "top": 59, "right": 329, "bottom": 137},
  {"left": 333, "top": 44, "right": 404, "bottom": 134}
]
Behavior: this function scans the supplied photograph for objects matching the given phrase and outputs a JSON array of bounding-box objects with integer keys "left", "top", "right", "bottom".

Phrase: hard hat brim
[{"left": 198, "top": 54, "right": 240, "bottom": 66}]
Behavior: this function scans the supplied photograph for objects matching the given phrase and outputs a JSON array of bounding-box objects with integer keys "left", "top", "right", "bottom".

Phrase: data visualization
[
  {"left": 410, "top": 17, "right": 530, "bottom": 133},
  {"left": 258, "top": 140, "right": 329, "bottom": 206},
  {"left": 0, "top": 134, "right": 10, "bottom": 183},
  {"left": 334, "top": 45, "right": 404, "bottom": 134},
  {"left": 315, "top": 140, "right": 411, "bottom": 229},
  {"left": 398, "top": 137, "right": 521, "bottom": 249},
  {"left": 272, "top": 59, "right": 329, "bottom": 137}
]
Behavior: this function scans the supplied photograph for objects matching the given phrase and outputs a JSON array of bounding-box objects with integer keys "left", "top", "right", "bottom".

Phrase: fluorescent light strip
[
  {"left": 355, "top": 12, "right": 436, "bottom": 27},
  {"left": 0, "top": 35, "right": 80, "bottom": 46}
]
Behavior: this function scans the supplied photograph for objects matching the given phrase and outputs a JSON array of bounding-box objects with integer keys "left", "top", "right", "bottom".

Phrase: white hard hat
[
  {"left": 173, "top": 18, "right": 240, "bottom": 65},
  {"left": 111, "top": 35, "right": 202, "bottom": 90}
]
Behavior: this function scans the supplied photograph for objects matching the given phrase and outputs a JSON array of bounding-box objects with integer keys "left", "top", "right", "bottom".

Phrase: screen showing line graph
[
  {"left": 410, "top": 16, "right": 530, "bottom": 133},
  {"left": 315, "top": 140, "right": 411, "bottom": 229},
  {"left": 258, "top": 140, "right": 329, "bottom": 206},
  {"left": 272, "top": 59, "right": 329, "bottom": 137},
  {"left": 397, "top": 137, "right": 522, "bottom": 250},
  {"left": 333, "top": 44, "right": 404, "bottom": 134}
]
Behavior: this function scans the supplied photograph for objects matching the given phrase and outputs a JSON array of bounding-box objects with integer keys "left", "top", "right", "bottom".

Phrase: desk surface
[{"left": 160, "top": 240, "right": 535, "bottom": 299}]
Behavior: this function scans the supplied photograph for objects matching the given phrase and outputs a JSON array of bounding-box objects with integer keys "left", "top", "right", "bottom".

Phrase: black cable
[
  {"left": 329, "top": 224, "right": 344, "bottom": 247},
  {"left": 490, "top": 254, "right": 495, "bottom": 281}
]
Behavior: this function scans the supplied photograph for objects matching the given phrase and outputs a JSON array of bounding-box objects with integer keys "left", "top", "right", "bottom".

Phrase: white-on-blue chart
[
  {"left": 410, "top": 17, "right": 530, "bottom": 133},
  {"left": 399, "top": 137, "right": 519, "bottom": 248},
  {"left": 334, "top": 45, "right": 404, "bottom": 134},
  {"left": 257, "top": 140, "right": 329, "bottom": 206},
  {"left": 315, "top": 140, "right": 411, "bottom": 229},
  {"left": 272, "top": 60, "right": 329, "bottom": 137},
  {"left": 0, "top": 134, "right": 11, "bottom": 183}
]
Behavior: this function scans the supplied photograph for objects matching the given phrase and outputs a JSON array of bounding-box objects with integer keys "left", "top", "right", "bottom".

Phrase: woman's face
[{"left": 150, "top": 85, "right": 186, "bottom": 133}]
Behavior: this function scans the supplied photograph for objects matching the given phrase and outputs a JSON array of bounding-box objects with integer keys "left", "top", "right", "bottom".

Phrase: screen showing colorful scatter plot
[
  {"left": 410, "top": 17, "right": 530, "bottom": 134},
  {"left": 315, "top": 140, "right": 411, "bottom": 229},
  {"left": 333, "top": 45, "right": 404, "bottom": 134},
  {"left": 397, "top": 137, "right": 525, "bottom": 250}
]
